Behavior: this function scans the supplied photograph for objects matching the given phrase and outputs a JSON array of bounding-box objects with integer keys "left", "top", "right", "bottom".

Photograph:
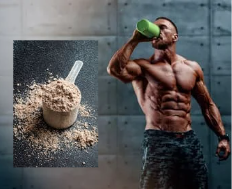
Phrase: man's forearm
[
  {"left": 202, "top": 102, "right": 226, "bottom": 137},
  {"left": 107, "top": 38, "right": 139, "bottom": 74}
]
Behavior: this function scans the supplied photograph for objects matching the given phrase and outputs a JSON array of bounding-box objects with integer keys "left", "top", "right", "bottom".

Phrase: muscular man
[{"left": 107, "top": 17, "right": 231, "bottom": 189}]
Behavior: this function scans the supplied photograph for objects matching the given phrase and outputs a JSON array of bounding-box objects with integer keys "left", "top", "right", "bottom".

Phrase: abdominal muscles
[{"left": 141, "top": 86, "right": 192, "bottom": 132}]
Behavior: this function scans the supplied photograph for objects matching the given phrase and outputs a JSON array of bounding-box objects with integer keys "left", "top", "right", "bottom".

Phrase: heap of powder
[
  {"left": 13, "top": 77, "right": 98, "bottom": 157},
  {"left": 42, "top": 79, "right": 81, "bottom": 112}
]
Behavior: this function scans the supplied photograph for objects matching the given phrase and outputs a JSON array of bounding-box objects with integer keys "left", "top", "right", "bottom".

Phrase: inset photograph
[{"left": 13, "top": 40, "right": 98, "bottom": 167}]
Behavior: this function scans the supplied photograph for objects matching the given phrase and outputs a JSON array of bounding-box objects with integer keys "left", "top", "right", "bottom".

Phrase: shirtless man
[{"left": 107, "top": 17, "right": 230, "bottom": 189}]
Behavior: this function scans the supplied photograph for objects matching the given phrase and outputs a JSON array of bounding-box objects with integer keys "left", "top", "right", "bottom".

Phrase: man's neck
[{"left": 153, "top": 45, "right": 178, "bottom": 65}]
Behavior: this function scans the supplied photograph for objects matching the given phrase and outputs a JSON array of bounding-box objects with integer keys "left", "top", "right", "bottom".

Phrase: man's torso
[{"left": 132, "top": 55, "right": 198, "bottom": 132}]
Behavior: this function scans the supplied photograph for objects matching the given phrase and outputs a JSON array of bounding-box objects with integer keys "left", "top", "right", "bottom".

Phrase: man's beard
[{"left": 152, "top": 40, "right": 172, "bottom": 50}]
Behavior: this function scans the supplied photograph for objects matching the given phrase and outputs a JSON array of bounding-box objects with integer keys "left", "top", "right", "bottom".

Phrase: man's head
[{"left": 152, "top": 17, "right": 178, "bottom": 50}]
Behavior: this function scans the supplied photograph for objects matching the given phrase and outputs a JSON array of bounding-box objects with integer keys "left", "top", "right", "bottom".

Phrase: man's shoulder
[
  {"left": 176, "top": 55, "right": 201, "bottom": 69},
  {"left": 183, "top": 59, "right": 197, "bottom": 65},
  {"left": 183, "top": 59, "right": 204, "bottom": 79}
]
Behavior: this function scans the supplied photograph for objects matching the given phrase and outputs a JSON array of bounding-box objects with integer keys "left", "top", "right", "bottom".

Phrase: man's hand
[
  {"left": 131, "top": 30, "right": 154, "bottom": 43},
  {"left": 216, "top": 140, "right": 231, "bottom": 161}
]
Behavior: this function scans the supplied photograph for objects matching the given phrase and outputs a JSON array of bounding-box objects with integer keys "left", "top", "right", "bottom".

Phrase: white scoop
[
  {"left": 42, "top": 60, "right": 84, "bottom": 129},
  {"left": 65, "top": 60, "right": 83, "bottom": 83}
]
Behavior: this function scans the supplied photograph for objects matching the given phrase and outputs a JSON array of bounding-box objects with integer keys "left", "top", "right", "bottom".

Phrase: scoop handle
[{"left": 65, "top": 60, "right": 83, "bottom": 83}]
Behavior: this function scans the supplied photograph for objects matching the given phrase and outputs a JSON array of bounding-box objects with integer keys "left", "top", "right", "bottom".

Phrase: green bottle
[{"left": 136, "top": 19, "right": 160, "bottom": 38}]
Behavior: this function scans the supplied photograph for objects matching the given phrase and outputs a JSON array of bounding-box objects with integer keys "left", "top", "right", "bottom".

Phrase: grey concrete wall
[{"left": 0, "top": 0, "right": 231, "bottom": 188}]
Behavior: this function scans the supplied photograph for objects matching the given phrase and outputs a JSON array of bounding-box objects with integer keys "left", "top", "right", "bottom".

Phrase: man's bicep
[
  {"left": 190, "top": 60, "right": 214, "bottom": 107},
  {"left": 192, "top": 80, "right": 212, "bottom": 109},
  {"left": 114, "top": 60, "right": 143, "bottom": 83},
  {"left": 125, "top": 60, "right": 142, "bottom": 76}
]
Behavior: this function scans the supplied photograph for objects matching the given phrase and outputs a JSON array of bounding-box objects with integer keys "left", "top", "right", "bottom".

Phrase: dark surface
[{"left": 13, "top": 40, "right": 98, "bottom": 167}]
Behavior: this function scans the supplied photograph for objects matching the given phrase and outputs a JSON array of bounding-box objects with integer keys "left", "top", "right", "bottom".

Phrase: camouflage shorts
[{"left": 140, "top": 129, "right": 208, "bottom": 189}]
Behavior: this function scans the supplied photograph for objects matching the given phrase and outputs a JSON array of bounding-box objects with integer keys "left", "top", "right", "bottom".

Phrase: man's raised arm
[{"left": 107, "top": 30, "right": 151, "bottom": 83}]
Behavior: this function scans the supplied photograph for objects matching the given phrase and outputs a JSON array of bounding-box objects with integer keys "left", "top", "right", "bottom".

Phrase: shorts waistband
[{"left": 144, "top": 129, "right": 195, "bottom": 138}]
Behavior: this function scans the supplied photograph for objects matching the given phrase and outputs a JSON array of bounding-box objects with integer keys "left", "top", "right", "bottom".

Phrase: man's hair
[{"left": 155, "top": 17, "right": 178, "bottom": 34}]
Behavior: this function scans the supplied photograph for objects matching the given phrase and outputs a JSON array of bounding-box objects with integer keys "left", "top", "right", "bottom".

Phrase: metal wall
[{"left": 0, "top": 0, "right": 231, "bottom": 188}]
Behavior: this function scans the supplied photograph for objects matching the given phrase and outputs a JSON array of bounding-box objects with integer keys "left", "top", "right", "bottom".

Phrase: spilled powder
[{"left": 13, "top": 77, "right": 98, "bottom": 157}]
